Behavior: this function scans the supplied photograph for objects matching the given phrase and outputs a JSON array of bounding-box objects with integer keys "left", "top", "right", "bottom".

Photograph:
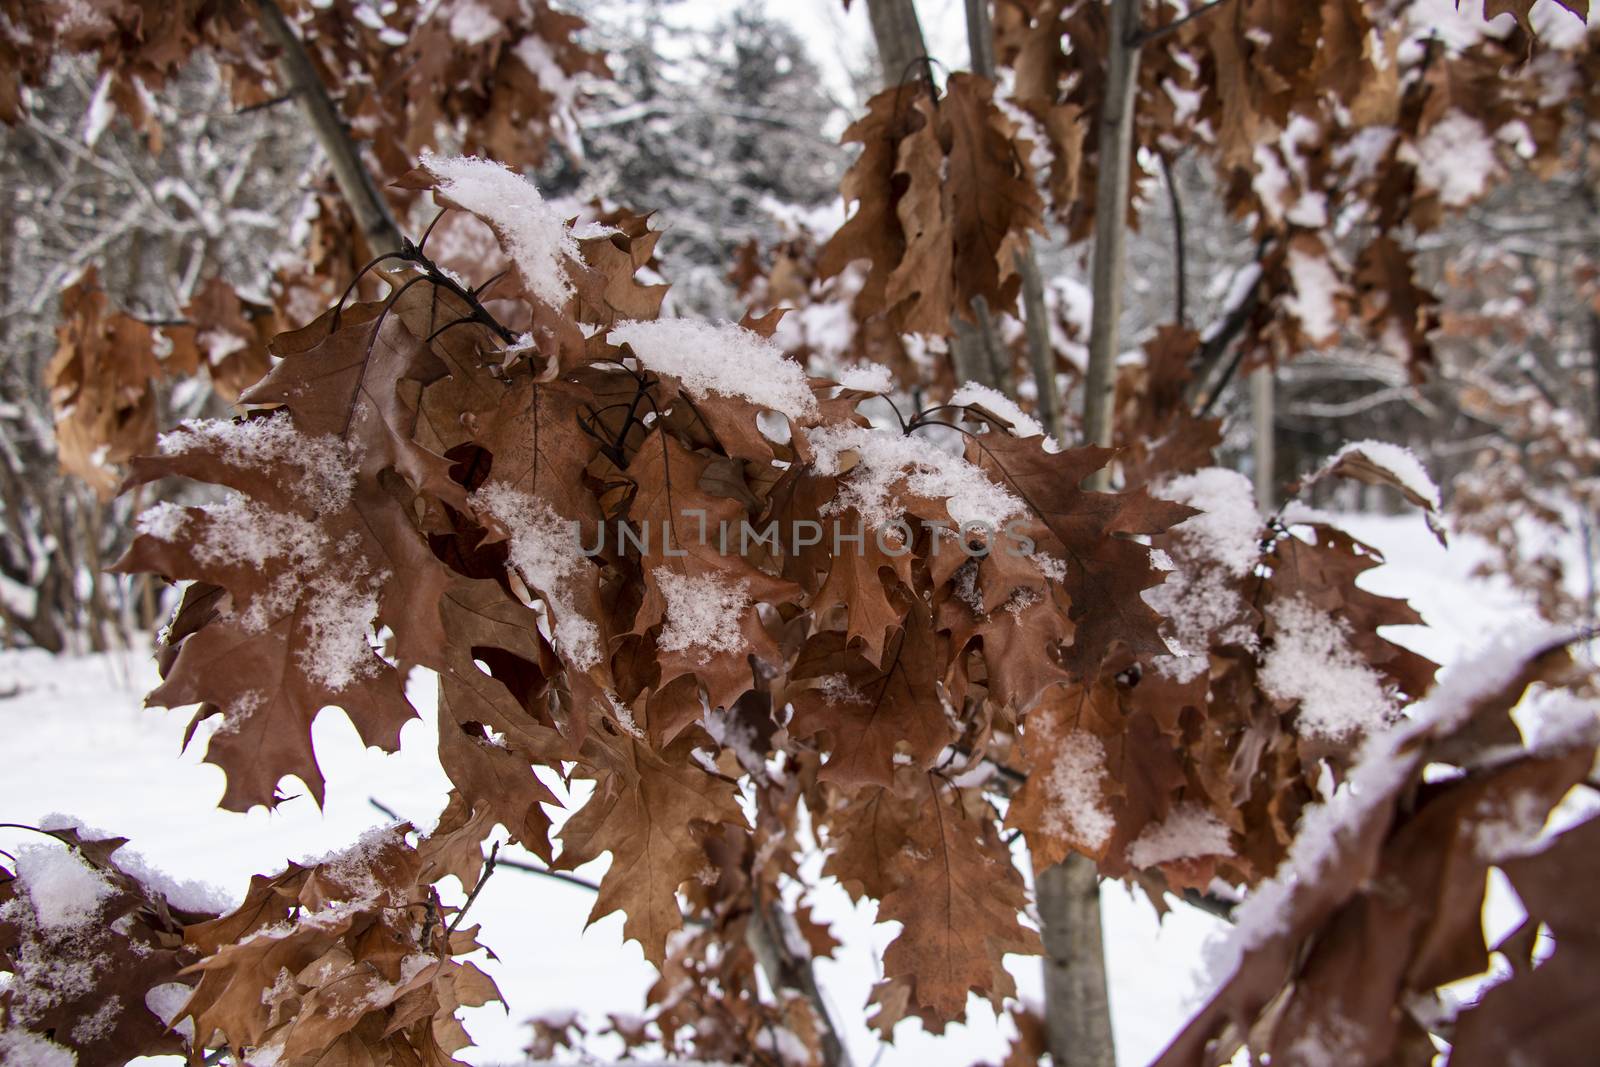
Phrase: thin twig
[
  {"left": 234, "top": 93, "right": 297, "bottom": 116},
  {"left": 495, "top": 856, "right": 604, "bottom": 893},
  {"left": 1132, "top": 0, "right": 1239, "bottom": 47},
  {"left": 1181, "top": 888, "right": 1237, "bottom": 921},
  {"left": 369, "top": 797, "right": 402, "bottom": 821},
  {"left": 446, "top": 841, "right": 499, "bottom": 937},
  {"left": 366, "top": 798, "right": 602, "bottom": 894},
  {"left": 1160, "top": 151, "right": 1188, "bottom": 328}
]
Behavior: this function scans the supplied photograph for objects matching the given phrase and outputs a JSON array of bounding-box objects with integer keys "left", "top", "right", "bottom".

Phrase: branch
[
  {"left": 1081, "top": 0, "right": 1143, "bottom": 478},
  {"left": 747, "top": 890, "right": 854, "bottom": 1067},
  {"left": 253, "top": 0, "right": 401, "bottom": 255},
  {"left": 1285, "top": 385, "right": 1439, "bottom": 420},
  {"left": 1159, "top": 151, "right": 1187, "bottom": 328},
  {"left": 1180, "top": 888, "right": 1237, "bottom": 921},
  {"left": 369, "top": 797, "right": 600, "bottom": 893},
  {"left": 1187, "top": 251, "right": 1268, "bottom": 417},
  {"left": 1132, "top": 0, "right": 1239, "bottom": 47},
  {"left": 446, "top": 841, "right": 498, "bottom": 936}
]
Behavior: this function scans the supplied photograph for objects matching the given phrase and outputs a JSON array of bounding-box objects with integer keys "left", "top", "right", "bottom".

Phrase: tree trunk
[
  {"left": 866, "top": 0, "right": 993, "bottom": 400},
  {"left": 866, "top": 0, "right": 931, "bottom": 89},
  {"left": 747, "top": 894, "right": 852, "bottom": 1067},
  {"left": 1080, "top": 0, "right": 1142, "bottom": 468},
  {"left": 952, "top": 318, "right": 999, "bottom": 390},
  {"left": 1038, "top": 858, "right": 1116, "bottom": 1067},
  {"left": 1251, "top": 365, "right": 1275, "bottom": 509},
  {"left": 1038, "top": 1, "right": 1143, "bottom": 1064},
  {"left": 1017, "top": 245, "right": 1063, "bottom": 440}
]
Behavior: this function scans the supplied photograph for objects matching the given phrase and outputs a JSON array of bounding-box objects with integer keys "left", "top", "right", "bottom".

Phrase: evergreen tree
[{"left": 542, "top": 0, "right": 844, "bottom": 314}]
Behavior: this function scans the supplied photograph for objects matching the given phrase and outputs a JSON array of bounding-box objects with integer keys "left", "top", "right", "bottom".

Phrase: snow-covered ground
[{"left": 0, "top": 513, "right": 1565, "bottom": 1066}]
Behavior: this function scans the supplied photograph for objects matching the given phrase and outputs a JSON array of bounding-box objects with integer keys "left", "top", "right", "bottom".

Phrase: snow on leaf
[
  {"left": 655, "top": 569, "right": 752, "bottom": 664},
  {"left": 806, "top": 423, "right": 1024, "bottom": 530},
  {"left": 419, "top": 152, "right": 579, "bottom": 308},
  {"left": 1284, "top": 242, "right": 1344, "bottom": 344},
  {"left": 835, "top": 361, "right": 895, "bottom": 393},
  {"left": 1157, "top": 468, "right": 1262, "bottom": 577},
  {"left": 609, "top": 318, "right": 819, "bottom": 417},
  {"left": 1307, "top": 439, "right": 1447, "bottom": 545},
  {"left": 474, "top": 483, "right": 601, "bottom": 670},
  {"left": 0, "top": 1030, "right": 77, "bottom": 1067},
  {"left": 1034, "top": 724, "right": 1114, "bottom": 853},
  {"left": 1164, "top": 631, "right": 1597, "bottom": 1067},
  {"left": 447, "top": 0, "right": 503, "bottom": 45},
  {"left": 9, "top": 844, "right": 115, "bottom": 932},
  {"left": 1145, "top": 468, "right": 1261, "bottom": 680},
  {"left": 950, "top": 381, "right": 1055, "bottom": 446},
  {"left": 1259, "top": 594, "right": 1399, "bottom": 740},
  {"left": 1409, "top": 109, "right": 1499, "bottom": 208},
  {"left": 157, "top": 413, "right": 355, "bottom": 513},
  {"left": 1125, "top": 804, "right": 1234, "bottom": 869}
]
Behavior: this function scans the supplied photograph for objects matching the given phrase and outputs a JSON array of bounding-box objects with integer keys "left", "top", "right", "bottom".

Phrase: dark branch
[
  {"left": 253, "top": 0, "right": 401, "bottom": 254},
  {"left": 446, "top": 841, "right": 499, "bottom": 936},
  {"left": 1160, "top": 151, "right": 1188, "bottom": 328},
  {"left": 1132, "top": 0, "right": 1239, "bottom": 47}
]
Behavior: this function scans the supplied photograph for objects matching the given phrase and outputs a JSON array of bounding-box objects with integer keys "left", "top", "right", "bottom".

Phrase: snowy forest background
[
  {"left": 6, "top": 0, "right": 1598, "bottom": 655},
  {"left": 4, "top": 0, "right": 1600, "bottom": 1065}
]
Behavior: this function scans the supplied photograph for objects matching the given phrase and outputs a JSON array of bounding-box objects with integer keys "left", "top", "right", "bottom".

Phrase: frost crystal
[
  {"left": 135, "top": 501, "right": 189, "bottom": 542},
  {"left": 421, "top": 152, "right": 579, "bottom": 308},
  {"left": 814, "top": 673, "right": 866, "bottom": 706},
  {"left": 0, "top": 1030, "right": 78, "bottom": 1067},
  {"left": 146, "top": 415, "right": 385, "bottom": 691},
  {"left": 1033, "top": 552, "right": 1068, "bottom": 583},
  {"left": 301, "top": 826, "right": 397, "bottom": 906},
  {"left": 179, "top": 497, "right": 382, "bottom": 690},
  {"left": 1259, "top": 595, "right": 1398, "bottom": 740},
  {"left": 473, "top": 484, "right": 601, "bottom": 670},
  {"left": 70, "top": 997, "right": 120, "bottom": 1044},
  {"left": 806, "top": 424, "right": 1023, "bottom": 531},
  {"left": 609, "top": 319, "right": 819, "bottom": 417},
  {"left": 655, "top": 570, "right": 751, "bottom": 663},
  {"left": 297, "top": 575, "right": 384, "bottom": 690}
]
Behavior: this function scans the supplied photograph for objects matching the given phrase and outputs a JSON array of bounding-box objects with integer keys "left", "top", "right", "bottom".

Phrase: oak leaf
[
  {"left": 556, "top": 735, "right": 745, "bottom": 965},
  {"left": 965, "top": 436, "right": 1195, "bottom": 678},
  {"left": 789, "top": 608, "right": 956, "bottom": 789},
  {"left": 875, "top": 775, "right": 1038, "bottom": 1023},
  {"left": 45, "top": 267, "right": 163, "bottom": 497}
]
